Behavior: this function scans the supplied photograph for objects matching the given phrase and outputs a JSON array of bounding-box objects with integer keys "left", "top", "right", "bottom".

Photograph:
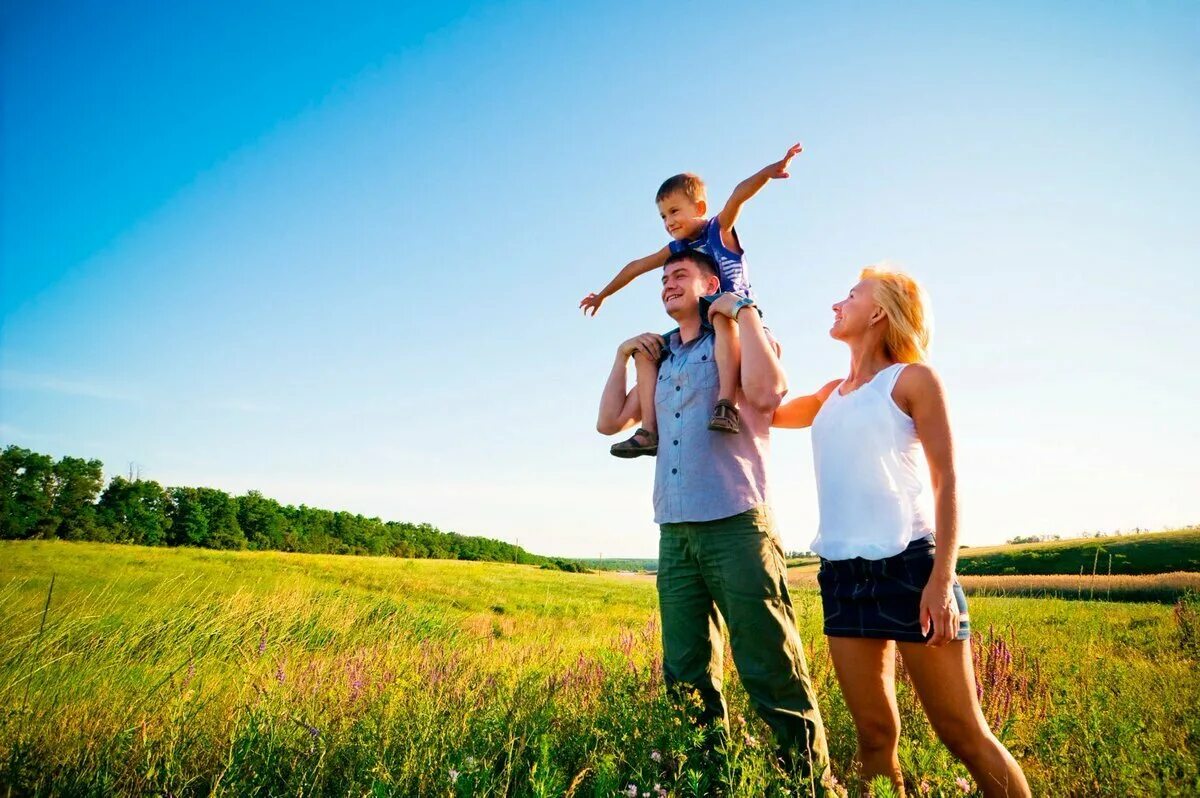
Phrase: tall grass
[{"left": 1, "top": 541, "right": 1197, "bottom": 796}]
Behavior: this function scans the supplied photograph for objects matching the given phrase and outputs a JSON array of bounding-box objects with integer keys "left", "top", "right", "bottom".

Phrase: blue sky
[{"left": 3, "top": 1, "right": 1198, "bottom": 558}]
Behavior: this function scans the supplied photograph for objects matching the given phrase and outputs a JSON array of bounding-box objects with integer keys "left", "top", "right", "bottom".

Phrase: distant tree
[
  {"left": 5, "top": 445, "right": 574, "bottom": 570},
  {"left": 168, "top": 487, "right": 209, "bottom": 546},
  {"left": 51, "top": 456, "right": 104, "bottom": 540},
  {"left": 0, "top": 446, "right": 58, "bottom": 539},
  {"left": 236, "top": 491, "right": 286, "bottom": 550},
  {"left": 98, "top": 477, "right": 172, "bottom": 545},
  {"left": 197, "top": 488, "right": 245, "bottom": 549}
]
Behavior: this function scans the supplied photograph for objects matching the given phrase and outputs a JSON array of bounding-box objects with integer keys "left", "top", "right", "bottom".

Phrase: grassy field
[
  {"left": 2, "top": 541, "right": 1198, "bottom": 797},
  {"left": 955, "top": 527, "right": 1200, "bottom": 576},
  {"left": 786, "top": 528, "right": 1200, "bottom": 580},
  {"left": 787, "top": 571, "right": 1200, "bottom": 604}
]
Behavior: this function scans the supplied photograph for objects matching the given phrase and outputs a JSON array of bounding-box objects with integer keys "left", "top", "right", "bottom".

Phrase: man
[{"left": 596, "top": 249, "right": 831, "bottom": 784}]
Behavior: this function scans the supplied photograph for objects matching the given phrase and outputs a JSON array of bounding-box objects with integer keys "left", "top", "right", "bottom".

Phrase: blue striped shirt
[{"left": 652, "top": 327, "right": 774, "bottom": 524}]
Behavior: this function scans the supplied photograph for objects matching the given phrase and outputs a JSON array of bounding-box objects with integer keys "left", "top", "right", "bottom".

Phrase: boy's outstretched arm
[
  {"left": 579, "top": 245, "right": 671, "bottom": 316},
  {"left": 716, "top": 142, "right": 802, "bottom": 236}
]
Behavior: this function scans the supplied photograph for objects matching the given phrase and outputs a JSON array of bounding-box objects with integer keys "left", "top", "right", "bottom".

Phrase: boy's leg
[
  {"left": 709, "top": 314, "right": 741, "bottom": 433},
  {"left": 610, "top": 350, "right": 660, "bottom": 458},
  {"left": 711, "top": 313, "right": 740, "bottom": 405},
  {"left": 634, "top": 350, "right": 659, "bottom": 436}
]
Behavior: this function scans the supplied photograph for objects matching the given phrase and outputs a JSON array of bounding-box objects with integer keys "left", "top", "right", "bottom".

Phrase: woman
[{"left": 773, "top": 267, "right": 1030, "bottom": 797}]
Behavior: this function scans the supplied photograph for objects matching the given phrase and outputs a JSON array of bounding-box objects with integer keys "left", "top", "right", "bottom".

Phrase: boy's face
[{"left": 657, "top": 192, "right": 707, "bottom": 240}]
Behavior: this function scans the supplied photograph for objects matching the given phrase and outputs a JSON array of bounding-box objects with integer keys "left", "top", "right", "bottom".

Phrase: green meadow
[
  {"left": 955, "top": 528, "right": 1200, "bottom": 576},
  {"left": 2, "top": 541, "right": 1198, "bottom": 797}
]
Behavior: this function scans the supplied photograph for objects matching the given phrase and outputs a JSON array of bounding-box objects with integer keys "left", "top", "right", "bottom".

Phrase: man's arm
[
  {"left": 580, "top": 245, "right": 672, "bottom": 316},
  {"left": 716, "top": 143, "right": 802, "bottom": 237},
  {"left": 596, "top": 333, "right": 663, "bottom": 433},
  {"left": 772, "top": 380, "right": 841, "bottom": 428}
]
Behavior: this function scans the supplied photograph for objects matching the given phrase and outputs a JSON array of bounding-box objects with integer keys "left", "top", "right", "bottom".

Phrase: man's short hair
[
  {"left": 664, "top": 249, "right": 721, "bottom": 282},
  {"left": 656, "top": 173, "right": 707, "bottom": 205}
]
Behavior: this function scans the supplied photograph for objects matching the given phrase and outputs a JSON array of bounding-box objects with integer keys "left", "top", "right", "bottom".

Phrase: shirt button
[
  {"left": 675, "top": 386, "right": 681, "bottom": 392},
  {"left": 701, "top": 355, "right": 707, "bottom": 361},
  {"left": 673, "top": 440, "right": 678, "bottom": 445},
  {"left": 671, "top": 468, "right": 678, "bottom": 474},
  {"left": 675, "top": 412, "right": 680, "bottom": 418}
]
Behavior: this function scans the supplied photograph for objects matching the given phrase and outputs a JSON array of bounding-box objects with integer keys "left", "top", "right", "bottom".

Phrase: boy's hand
[
  {"left": 765, "top": 142, "right": 802, "bottom": 179},
  {"left": 579, "top": 292, "right": 605, "bottom": 316}
]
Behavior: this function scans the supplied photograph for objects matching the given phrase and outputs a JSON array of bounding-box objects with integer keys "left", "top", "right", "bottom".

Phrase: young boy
[{"left": 580, "top": 142, "right": 802, "bottom": 458}]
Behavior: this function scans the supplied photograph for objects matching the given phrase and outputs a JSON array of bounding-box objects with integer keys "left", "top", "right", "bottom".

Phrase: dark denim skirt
[{"left": 817, "top": 534, "right": 970, "bottom": 644}]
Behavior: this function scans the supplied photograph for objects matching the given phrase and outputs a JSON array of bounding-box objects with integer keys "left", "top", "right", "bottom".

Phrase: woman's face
[{"left": 830, "top": 279, "right": 880, "bottom": 340}]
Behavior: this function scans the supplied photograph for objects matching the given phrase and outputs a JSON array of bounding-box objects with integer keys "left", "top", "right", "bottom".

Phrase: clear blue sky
[{"left": 3, "top": 1, "right": 1198, "bottom": 558}]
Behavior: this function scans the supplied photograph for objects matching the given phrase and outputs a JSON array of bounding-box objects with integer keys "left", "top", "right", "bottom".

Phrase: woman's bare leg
[
  {"left": 897, "top": 640, "right": 1031, "bottom": 798},
  {"left": 827, "top": 637, "right": 905, "bottom": 794}
]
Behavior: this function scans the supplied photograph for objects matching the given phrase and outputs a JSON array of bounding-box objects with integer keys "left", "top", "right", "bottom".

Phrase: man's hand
[
  {"left": 579, "top": 292, "right": 606, "bottom": 316},
  {"left": 618, "top": 332, "right": 664, "bottom": 362},
  {"left": 764, "top": 142, "right": 802, "bottom": 179},
  {"left": 919, "top": 575, "right": 960, "bottom": 646}
]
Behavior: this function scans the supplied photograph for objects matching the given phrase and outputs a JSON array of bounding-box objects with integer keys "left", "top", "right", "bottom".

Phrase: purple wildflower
[{"left": 956, "top": 776, "right": 973, "bottom": 793}]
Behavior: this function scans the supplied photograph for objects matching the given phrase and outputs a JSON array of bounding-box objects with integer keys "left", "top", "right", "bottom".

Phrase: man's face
[
  {"left": 657, "top": 192, "right": 707, "bottom": 241},
  {"left": 661, "top": 259, "right": 719, "bottom": 319}
]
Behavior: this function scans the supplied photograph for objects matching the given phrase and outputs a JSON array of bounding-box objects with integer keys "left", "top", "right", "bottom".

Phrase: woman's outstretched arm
[{"left": 772, "top": 380, "right": 841, "bottom": 428}]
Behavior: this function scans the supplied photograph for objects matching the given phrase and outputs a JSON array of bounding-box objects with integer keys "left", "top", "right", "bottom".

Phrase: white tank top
[{"left": 810, "top": 363, "right": 934, "bottom": 560}]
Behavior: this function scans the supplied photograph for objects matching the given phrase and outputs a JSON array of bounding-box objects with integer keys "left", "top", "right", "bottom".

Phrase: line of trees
[{"left": 0, "top": 445, "right": 584, "bottom": 570}]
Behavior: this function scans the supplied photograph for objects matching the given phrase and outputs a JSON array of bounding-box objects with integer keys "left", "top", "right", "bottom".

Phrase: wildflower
[
  {"left": 743, "top": 731, "right": 758, "bottom": 747},
  {"left": 450, "top": 769, "right": 460, "bottom": 784},
  {"left": 275, "top": 663, "right": 286, "bottom": 684},
  {"left": 654, "top": 785, "right": 667, "bottom": 798},
  {"left": 956, "top": 776, "right": 973, "bottom": 793},
  {"left": 257, "top": 630, "right": 267, "bottom": 656},
  {"left": 651, "top": 749, "right": 662, "bottom": 763},
  {"left": 625, "top": 784, "right": 638, "bottom": 797},
  {"left": 918, "top": 779, "right": 932, "bottom": 795}
]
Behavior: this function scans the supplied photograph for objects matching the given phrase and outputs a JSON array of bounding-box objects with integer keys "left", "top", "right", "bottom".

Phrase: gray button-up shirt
[{"left": 652, "top": 327, "right": 774, "bottom": 525}]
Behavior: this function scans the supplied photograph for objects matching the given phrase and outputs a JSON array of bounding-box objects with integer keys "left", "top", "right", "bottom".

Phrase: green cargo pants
[{"left": 657, "top": 505, "right": 831, "bottom": 782}]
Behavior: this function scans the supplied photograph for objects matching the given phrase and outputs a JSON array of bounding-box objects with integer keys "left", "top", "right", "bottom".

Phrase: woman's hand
[{"left": 920, "top": 574, "right": 960, "bottom": 646}]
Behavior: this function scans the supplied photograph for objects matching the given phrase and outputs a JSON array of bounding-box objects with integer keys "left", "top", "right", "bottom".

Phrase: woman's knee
[
  {"left": 854, "top": 712, "right": 900, "bottom": 755},
  {"left": 932, "top": 714, "right": 992, "bottom": 761}
]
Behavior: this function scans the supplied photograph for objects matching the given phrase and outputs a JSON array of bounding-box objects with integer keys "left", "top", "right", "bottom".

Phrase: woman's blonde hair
[{"left": 860, "top": 266, "right": 932, "bottom": 363}]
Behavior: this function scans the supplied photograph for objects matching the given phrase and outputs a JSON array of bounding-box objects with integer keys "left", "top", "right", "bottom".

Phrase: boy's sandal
[
  {"left": 708, "top": 400, "right": 741, "bottom": 434},
  {"left": 610, "top": 428, "right": 658, "bottom": 458}
]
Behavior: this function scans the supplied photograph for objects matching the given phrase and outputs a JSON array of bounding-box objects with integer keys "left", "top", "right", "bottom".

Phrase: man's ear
[{"left": 707, "top": 276, "right": 721, "bottom": 295}]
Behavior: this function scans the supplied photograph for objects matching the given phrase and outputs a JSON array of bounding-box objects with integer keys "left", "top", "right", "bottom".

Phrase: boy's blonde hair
[
  {"left": 656, "top": 173, "right": 707, "bottom": 205},
  {"left": 860, "top": 266, "right": 932, "bottom": 364}
]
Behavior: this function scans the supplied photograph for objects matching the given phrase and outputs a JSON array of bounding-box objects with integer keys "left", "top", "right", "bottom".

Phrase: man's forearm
[{"left": 737, "top": 309, "right": 787, "bottom": 412}]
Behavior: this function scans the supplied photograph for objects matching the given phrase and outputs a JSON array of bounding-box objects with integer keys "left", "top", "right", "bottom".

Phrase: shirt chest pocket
[
  {"left": 683, "top": 358, "right": 719, "bottom": 389},
  {"left": 655, "top": 349, "right": 719, "bottom": 407}
]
